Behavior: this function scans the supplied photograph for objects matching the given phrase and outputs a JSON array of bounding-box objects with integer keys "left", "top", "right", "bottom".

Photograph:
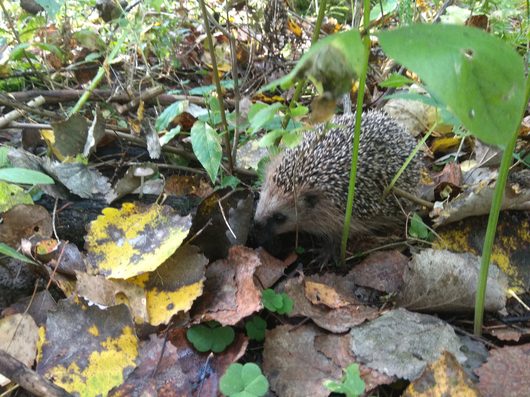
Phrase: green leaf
[
  {"left": 189, "top": 80, "right": 234, "bottom": 95},
  {"left": 378, "top": 73, "right": 414, "bottom": 88},
  {"left": 379, "top": 24, "right": 525, "bottom": 149},
  {"left": 0, "top": 168, "right": 54, "bottom": 185},
  {"left": 408, "top": 213, "right": 432, "bottom": 241},
  {"left": 0, "top": 242, "right": 38, "bottom": 264},
  {"left": 258, "top": 129, "right": 285, "bottom": 147},
  {"left": 186, "top": 323, "right": 235, "bottom": 353},
  {"left": 159, "top": 126, "right": 181, "bottom": 146},
  {"left": 262, "top": 289, "right": 293, "bottom": 314},
  {"left": 156, "top": 101, "right": 189, "bottom": 132},
  {"left": 323, "top": 363, "right": 365, "bottom": 397},
  {"left": 370, "top": 0, "right": 398, "bottom": 21},
  {"left": 220, "top": 363, "right": 269, "bottom": 397},
  {"left": 35, "top": 0, "right": 62, "bottom": 18},
  {"left": 249, "top": 103, "right": 283, "bottom": 134},
  {"left": 190, "top": 121, "right": 222, "bottom": 183},
  {"left": 245, "top": 316, "right": 267, "bottom": 342},
  {"left": 10, "top": 43, "right": 31, "bottom": 61}
]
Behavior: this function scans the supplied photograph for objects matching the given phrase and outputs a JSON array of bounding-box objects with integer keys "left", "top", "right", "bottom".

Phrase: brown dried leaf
[
  {"left": 263, "top": 324, "right": 340, "bottom": 397},
  {"left": 475, "top": 343, "right": 530, "bottom": 397},
  {"left": 109, "top": 330, "right": 248, "bottom": 397},
  {"left": 254, "top": 248, "right": 294, "bottom": 289},
  {"left": 0, "top": 204, "right": 52, "bottom": 248},
  {"left": 348, "top": 250, "right": 408, "bottom": 293},
  {"left": 193, "top": 246, "right": 262, "bottom": 325},
  {"left": 285, "top": 275, "right": 378, "bottom": 333}
]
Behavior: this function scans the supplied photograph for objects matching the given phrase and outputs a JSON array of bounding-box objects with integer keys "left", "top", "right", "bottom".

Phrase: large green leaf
[
  {"left": 190, "top": 121, "right": 222, "bottom": 183},
  {"left": 379, "top": 24, "right": 525, "bottom": 149}
]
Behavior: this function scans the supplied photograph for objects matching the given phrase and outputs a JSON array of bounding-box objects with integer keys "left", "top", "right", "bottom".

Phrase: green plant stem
[
  {"left": 281, "top": 0, "right": 328, "bottom": 130},
  {"left": 340, "top": 0, "right": 371, "bottom": 264},
  {"left": 198, "top": 0, "right": 234, "bottom": 174},
  {"left": 474, "top": 79, "right": 530, "bottom": 335},
  {"left": 383, "top": 122, "right": 436, "bottom": 198},
  {"left": 69, "top": 36, "right": 124, "bottom": 117},
  {"left": 473, "top": 132, "right": 517, "bottom": 335}
]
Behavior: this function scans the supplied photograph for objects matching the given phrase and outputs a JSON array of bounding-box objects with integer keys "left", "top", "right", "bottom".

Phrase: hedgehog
[{"left": 253, "top": 110, "right": 420, "bottom": 257}]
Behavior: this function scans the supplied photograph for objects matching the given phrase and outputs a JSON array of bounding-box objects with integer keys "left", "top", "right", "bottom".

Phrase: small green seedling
[
  {"left": 261, "top": 289, "right": 293, "bottom": 315},
  {"left": 323, "top": 363, "right": 366, "bottom": 397},
  {"left": 186, "top": 321, "right": 235, "bottom": 353},
  {"left": 408, "top": 213, "right": 433, "bottom": 241},
  {"left": 219, "top": 362, "right": 269, "bottom": 397},
  {"left": 245, "top": 316, "right": 267, "bottom": 342}
]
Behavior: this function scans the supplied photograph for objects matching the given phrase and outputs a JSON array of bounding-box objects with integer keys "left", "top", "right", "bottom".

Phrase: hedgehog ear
[{"left": 303, "top": 192, "right": 319, "bottom": 208}]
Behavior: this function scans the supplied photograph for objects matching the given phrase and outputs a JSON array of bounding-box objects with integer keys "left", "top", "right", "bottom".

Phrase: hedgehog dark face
[{"left": 254, "top": 187, "right": 322, "bottom": 239}]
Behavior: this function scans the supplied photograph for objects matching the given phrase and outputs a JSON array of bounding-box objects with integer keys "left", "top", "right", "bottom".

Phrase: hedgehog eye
[
  {"left": 304, "top": 193, "right": 319, "bottom": 208},
  {"left": 272, "top": 212, "right": 287, "bottom": 224}
]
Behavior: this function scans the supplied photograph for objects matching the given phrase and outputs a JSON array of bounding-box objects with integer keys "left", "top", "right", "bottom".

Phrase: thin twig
[{"left": 198, "top": 0, "right": 234, "bottom": 173}]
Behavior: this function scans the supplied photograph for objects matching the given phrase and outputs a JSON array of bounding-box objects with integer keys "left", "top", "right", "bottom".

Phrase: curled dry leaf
[
  {"left": 396, "top": 249, "right": 507, "bottom": 313},
  {"left": 431, "top": 169, "right": 530, "bottom": 227},
  {"left": 0, "top": 204, "right": 52, "bottom": 248},
  {"left": 284, "top": 275, "right": 379, "bottom": 333}
]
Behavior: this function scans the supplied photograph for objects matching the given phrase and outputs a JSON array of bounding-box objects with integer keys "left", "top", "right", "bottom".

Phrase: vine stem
[
  {"left": 340, "top": 0, "right": 371, "bottom": 264},
  {"left": 198, "top": 0, "right": 234, "bottom": 174}
]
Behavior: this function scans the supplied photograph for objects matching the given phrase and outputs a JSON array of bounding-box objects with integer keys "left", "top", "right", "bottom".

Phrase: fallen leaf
[
  {"left": 475, "top": 343, "right": 530, "bottom": 397},
  {"left": 85, "top": 203, "right": 191, "bottom": 279},
  {"left": 348, "top": 250, "right": 408, "bottom": 293},
  {"left": 434, "top": 211, "right": 530, "bottom": 291},
  {"left": 403, "top": 351, "right": 480, "bottom": 396},
  {"left": 0, "top": 204, "right": 52, "bottom": 248},
  {"left": 193, "top": 246, "right": 262, "bottom": 325},
  {"left": 263, "top": 324, "right": 340, "bottom": 397},
  {"left": 350, "top": 308, "right": 467, "bottom": 380},
  {"left": 0, "top": 313, "right": 39, "bottom": 386},
  {"left": 396, "top": 249, "right": 507, "bottom": 312},
  {"left": 284, "top": 275, "right": 379, "bottom": 333},
  {"left": 37, "top": 299, "right": 139, "bottom": 397}
]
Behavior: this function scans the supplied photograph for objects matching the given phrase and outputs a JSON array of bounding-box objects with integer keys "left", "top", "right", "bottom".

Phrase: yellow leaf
[
  {"left": 86, "top": 203, "right": 192, "bottom": 279},
  {"left": 129, "top": 245, "right": 207, "bottom": 325}
]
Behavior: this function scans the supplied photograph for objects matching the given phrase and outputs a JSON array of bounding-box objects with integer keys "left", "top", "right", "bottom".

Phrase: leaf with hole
[{"left": 379, "top": 24, "right": 525, "bottom": 148}]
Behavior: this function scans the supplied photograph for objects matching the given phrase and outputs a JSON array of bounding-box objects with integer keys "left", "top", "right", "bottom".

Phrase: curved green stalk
[
  {"left": 383, "top": 122, "right": 436, "bottom": 198},
  {"left": 474, "top": 78, "right": 530, "bottom": 335},
  {"left": 340, "top": 0, "right": 371, "bottom": 264}
]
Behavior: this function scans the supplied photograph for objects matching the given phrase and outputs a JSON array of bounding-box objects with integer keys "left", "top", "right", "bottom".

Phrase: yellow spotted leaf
[
  {"left": 403, "top": 351, "right": 480, "bottom": 397},
  {"left": 129, "top": 245, "right": 207, "bottom": 325},
  {"left": 36, "top": 299, "right": 138, "bottom": 397},
  {"left": 86, "top": 203, "right": 192, "bottom": 279}
]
